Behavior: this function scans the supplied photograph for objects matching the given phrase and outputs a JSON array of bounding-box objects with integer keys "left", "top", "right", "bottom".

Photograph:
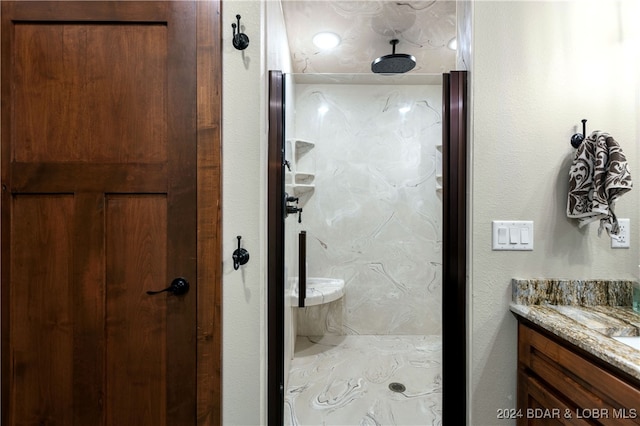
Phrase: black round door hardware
[
  {"left": 231, "top": 14, "right": 250, "bottom": 50},
  {"left": 233, "top": 235, "right": 250, "bottom": 270},
  {"left": 146, "top": 277, "right": 190, "bottom": 296}
]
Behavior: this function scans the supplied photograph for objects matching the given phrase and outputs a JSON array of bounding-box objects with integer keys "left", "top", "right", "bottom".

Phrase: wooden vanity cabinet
[{"left": 517, "top": 320, "right": 640, "bottom": 426}]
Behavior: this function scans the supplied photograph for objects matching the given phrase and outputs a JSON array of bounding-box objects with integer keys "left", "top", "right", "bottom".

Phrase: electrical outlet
[{"left": 611, "top": 218, "right": 631, "bottom": 249}]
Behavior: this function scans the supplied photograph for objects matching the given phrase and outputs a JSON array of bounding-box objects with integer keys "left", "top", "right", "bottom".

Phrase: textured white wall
[
  {"left": 222, "top": 1, "right": 266, "bottom": 424},
  {"left": 470, "top": 1, "right": 640, "bottom": 424},
  {"left": 222, "top": 1, "right": 292, "bottom": 423},
  {"left": 293, "top": 82, "right": 443, "bottom": 336}
]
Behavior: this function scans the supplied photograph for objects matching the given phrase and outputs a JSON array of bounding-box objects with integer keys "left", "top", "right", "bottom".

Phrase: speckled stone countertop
[{"left": 510, "top": 278, "right": 640, "bottom": 382}]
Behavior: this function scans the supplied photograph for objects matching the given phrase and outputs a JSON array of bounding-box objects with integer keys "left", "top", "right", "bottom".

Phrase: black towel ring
[{"left": 570, "top": 119, "right": 587, "bottom": 148}]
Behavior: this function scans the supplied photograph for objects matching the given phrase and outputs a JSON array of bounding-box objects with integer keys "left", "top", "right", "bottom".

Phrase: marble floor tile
[{"left": 285, "top": 335, "right": 442, "bottom": 426}]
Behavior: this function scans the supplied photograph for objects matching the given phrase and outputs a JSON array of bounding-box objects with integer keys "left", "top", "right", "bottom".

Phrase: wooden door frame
[
  {"left": 195, "top": 1, "right": 223, "bottom": 424},
  {"left": 267, "top": 70, "right": 285, "bottom": 426},
  {"left": 442, "top": 70, "right": 468, "bottom": 424},
  {"left": 0, "top": 1, "right": 222, "bottom": 424},
  {"left": 267, "top": 71, "right": 468, "bottom": 424}
]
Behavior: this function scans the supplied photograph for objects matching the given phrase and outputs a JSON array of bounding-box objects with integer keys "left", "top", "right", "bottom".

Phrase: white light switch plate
[{"left": 492, "top": 220, "right": 534, "bottom": 251}]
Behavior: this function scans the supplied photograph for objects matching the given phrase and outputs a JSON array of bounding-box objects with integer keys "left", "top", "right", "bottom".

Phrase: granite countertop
[{"left": 510, "top": 278, "right": 640, "bottom": 382}]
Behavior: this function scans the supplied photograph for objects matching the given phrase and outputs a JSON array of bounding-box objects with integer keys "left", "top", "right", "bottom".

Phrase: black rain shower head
[{"left": 371, "top": 39, "right": 416, "bottom": 75}]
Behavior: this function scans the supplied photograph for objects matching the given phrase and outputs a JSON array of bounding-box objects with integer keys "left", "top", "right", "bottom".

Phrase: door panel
[
  {"left": 10, "top": 195, "right": 75, "bottom": 424},
  {"left": 0, "top": 1, "right": 217, "bottom": 424},
  {"left": 105, "top": 195, "right": 167, "bottom": 426},
  {"left": 13, "top": 23, "right": 167, "bottom": 163}
]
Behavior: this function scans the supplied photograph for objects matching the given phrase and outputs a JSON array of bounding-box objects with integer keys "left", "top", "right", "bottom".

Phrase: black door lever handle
[{"left": 147, "top": 277, "right": 190, "bottom": 296}]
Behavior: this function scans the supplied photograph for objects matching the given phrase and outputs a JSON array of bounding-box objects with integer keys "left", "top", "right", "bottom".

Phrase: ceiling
[{"left": 280, "top": 0, "right": 457, "bottom": 75}]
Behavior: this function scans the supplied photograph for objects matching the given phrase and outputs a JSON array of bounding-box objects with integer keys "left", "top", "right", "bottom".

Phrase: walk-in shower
[{"left": 282, "top": 73, "right": 443, "bottom": 425}]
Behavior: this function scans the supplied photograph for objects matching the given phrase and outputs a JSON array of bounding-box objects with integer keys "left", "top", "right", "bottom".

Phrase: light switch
[
  {"left": 509, "top": 227, "right": 518, "bottom": 244},
  {"left": 492, "top": 220, "right": 534, "bottom": 251},
  {"left": 498, "top": 227, "right": 507, "bottom": 244}
]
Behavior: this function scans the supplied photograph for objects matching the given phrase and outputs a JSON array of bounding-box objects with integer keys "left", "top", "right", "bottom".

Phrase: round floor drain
[{"left": 388, "top": 382, "right": 406, "bottom": 393}]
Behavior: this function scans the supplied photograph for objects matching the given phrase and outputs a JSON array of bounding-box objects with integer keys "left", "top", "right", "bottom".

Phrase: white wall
[
  {"left": 470, "top": 1, "right": 640, "bottom": 424},
  {"left": 222, "top": 0, "right": 292, "bottom": 423},
  {"left": 222, "top": 1, "right": 265, "bottom": 424}
]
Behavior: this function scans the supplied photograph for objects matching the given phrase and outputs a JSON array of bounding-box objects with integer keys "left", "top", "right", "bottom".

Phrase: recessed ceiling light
[
  {"left": 448, "top": 37, "right": 457, "bottom": 51},
  {"left": 313, "top": 32, "right": 341, "bottom": 50}
]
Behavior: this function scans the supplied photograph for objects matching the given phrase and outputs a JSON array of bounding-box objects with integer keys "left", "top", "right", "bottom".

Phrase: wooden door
[{"left": 0, "top": 2, "right": 222, "bottom": 425}]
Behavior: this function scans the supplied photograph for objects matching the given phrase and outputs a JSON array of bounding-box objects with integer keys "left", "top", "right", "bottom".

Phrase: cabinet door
[
  {"left": 518, "top": 322, "right": 640, "bottom": 426},
  {"left": 517, "top": 370, "right": 589, "bottom": 426}
]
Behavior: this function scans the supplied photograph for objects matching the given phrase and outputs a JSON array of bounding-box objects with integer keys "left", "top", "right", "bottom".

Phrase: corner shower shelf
[
  {"left": 291, "top": 139, "right": 315, "bottom": 159},
  {"left": 294, "top": 172, "right": 315, "bottom": 184},
  {"left": 285, "top": 138, "right": 316, "bottom": 199},
  {"left": 286, "top": 184, "right": 315, "bottom": 196}
]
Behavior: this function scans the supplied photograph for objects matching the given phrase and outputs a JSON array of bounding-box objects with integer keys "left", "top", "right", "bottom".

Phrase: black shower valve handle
[
  {"left": 285, "top": 203, "right": 303, "bottom": 223},
  {"left": 284, "top": 192, "right": 303, "bottom": 223}
]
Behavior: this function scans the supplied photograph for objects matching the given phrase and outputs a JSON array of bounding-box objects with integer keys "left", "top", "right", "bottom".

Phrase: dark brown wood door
[{"left": 0, "top": 2, "right": 209, "bottom": 424}]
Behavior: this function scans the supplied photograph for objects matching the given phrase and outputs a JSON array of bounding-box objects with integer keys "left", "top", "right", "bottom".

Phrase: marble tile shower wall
[{"left": 294, "top": 83, "right": 442, "bottom": 335}]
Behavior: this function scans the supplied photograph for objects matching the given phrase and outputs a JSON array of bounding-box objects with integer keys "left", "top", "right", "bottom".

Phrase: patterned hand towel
[{"left": 566, "top": 131, "right": 633, "bottom": 236}]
